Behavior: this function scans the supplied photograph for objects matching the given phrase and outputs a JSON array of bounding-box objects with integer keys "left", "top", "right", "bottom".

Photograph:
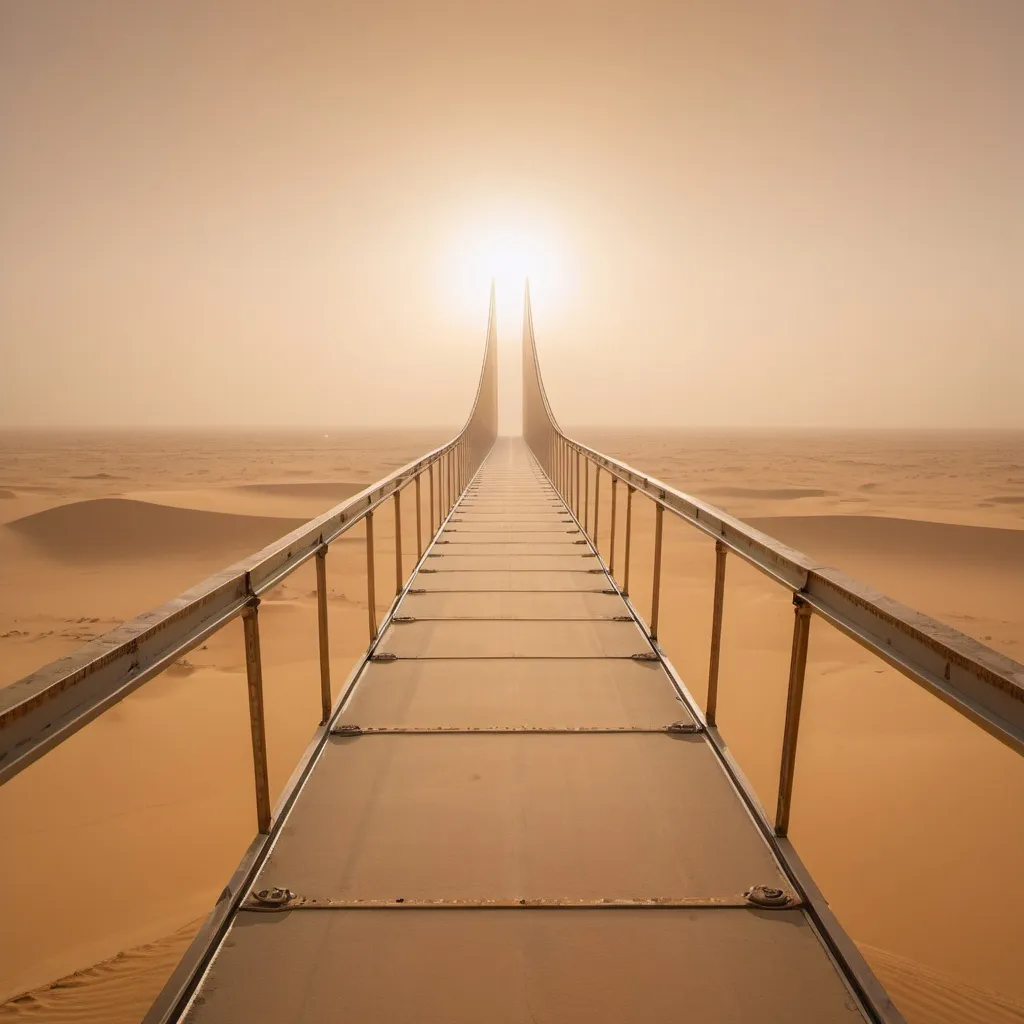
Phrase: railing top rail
[
  {"left": 522, "top": 289, "right": 1024, "bottom": 757},
  {"left": 0, "top": 288, "right": 500, "bottom": 785}
]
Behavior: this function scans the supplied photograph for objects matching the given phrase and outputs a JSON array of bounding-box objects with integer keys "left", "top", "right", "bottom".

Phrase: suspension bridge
[{"left": 2, "top": 287, "right": 1022, "bottom": 1022}]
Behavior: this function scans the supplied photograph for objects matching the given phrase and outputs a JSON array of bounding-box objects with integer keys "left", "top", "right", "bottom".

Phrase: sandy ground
[{"left": 1, "top": 428, "right": 1023, "bottom": 1023}]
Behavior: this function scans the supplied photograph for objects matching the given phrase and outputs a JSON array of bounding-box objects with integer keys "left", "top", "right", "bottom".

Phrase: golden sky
[{"left": 1, "top": 0, "right": 1021, "bottom": 430}]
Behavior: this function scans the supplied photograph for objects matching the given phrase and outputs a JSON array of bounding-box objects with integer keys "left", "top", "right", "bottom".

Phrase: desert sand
[{"left": 1, "top": 428, "right": 1023, "bottom": 1023}]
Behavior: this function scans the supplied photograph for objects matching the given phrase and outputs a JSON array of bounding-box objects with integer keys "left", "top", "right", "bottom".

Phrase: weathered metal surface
[
  {"left": 180, "top": 910, "right": 867, "bottom": 1023},
  {"left": 375, "top": 618, "right": 650, "bottom": 659},
  {"left": 338, "top": 658, "right": 692, "bottom": 730},
  {"left": 239, "top": 893, "right": 797, "bottom": 911}
]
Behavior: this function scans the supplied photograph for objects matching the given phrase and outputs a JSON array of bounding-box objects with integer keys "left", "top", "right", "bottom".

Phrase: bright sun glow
[{"left": 444, "top": 214, "right": 570, "bottom": 326}]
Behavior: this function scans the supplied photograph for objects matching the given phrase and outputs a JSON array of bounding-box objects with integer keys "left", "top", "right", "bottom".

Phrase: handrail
[
  {"left": 521, "top": 279, "right": 1024, "bottom": 1022},
  {"left": 521, "top": 284, "right": 1024, "bottom": 758},
  {"left": 0, "top": 284, "right": 499, "bottom": 794}
]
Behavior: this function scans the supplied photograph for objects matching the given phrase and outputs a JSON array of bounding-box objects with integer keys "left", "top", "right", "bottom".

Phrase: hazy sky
[{"left": 2, "top": 0, "right": 1021, "bottom": 431}]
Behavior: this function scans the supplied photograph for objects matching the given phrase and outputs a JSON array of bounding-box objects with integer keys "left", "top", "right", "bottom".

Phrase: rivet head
[
  {"left": 253, "top": 886, "right": 295, "bottom": 907},
  {"left": 744, "top": 885, "right": 792, "bottom": 908}
]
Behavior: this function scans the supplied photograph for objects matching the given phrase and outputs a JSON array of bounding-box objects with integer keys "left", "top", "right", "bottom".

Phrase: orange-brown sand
[{"left": 2, "top": 428, "right": 1023, "bottom": 1024}]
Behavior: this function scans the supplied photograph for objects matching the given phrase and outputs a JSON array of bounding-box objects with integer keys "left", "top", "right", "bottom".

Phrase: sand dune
[
  {"left": 0, "top": 490, "right": 15, "bottom": 500},
  {"left": 5, "top": 499, "right": 305, "bottom": 562},
  {"left": 861, "top": 945, "right": 1024, "bottom": 1024},
  {"left": 746, "top": 514, "right": 1024, "bottom": 571},
  {"left": 706, "top": 485, "right": 832, "bottom": 499},
  {"left": 0, "top": 921, "right": 200, "bottom": 1024},
  {"left": 233, "top": 480, "right": 366, "bottom": 500}
]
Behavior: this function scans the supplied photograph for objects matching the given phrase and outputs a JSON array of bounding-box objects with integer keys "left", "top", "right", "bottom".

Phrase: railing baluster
[
  {"left": 366, "top": 510, "right": 378, "bottom": 640},
  {"left": 415, "top": 473, "right": 423, "bottom": 560},
  {"left": 393, "top": 489, "right": 403, "bottom": 596},
  {"left": 575, "top": 450, "right": 581, "bottom": 519},
  {"left": 623, "top": 486, "right": 634, "bottom": 596},
  {"left": 706, "top": 540, "right": 728, "bottom": 727},
  {"left": 609, "top": 477, "right": 618, "bottom": 576},
  {"left": 593, "top": 466, "right": 601, "bottom": 553},
  {"left": 775, "top": 598, "right": 812, "bottom": 837},
  {"left": 583, "top": 458, "right": 590, "bottom": 536},
  {"left": 650, "top": 502, "right": 664, "bottom": 641},
  {"left": 241, "top": 599, "right": 272, "bottom": 833},
  {"left": 315, "top": 545, "right": 332, "bottom": 725},
  {"left": 429, "top": 463, "right": 436, "bottom": 537}
]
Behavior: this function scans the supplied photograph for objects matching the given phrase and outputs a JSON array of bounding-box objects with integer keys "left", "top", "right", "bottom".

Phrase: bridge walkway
[{"left": 182, "top": 438, "right": 869, "bottom": 1022}]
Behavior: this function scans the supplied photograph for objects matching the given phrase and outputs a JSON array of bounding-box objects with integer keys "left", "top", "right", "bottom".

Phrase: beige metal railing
[
  {"left": 522, "top": 285, "right": 1024, "bottom": 807},
  {"left": 0, "top": 287, "right": 499, "bottom": 838},
  {"left": 521, "top": 282, "right": 1024, "bottom": 1022}
]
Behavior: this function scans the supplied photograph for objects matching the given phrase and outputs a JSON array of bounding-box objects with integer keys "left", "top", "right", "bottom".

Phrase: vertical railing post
[
  {"left": 650, "top": 502, "right": 664, "bottom": 641},
  {"left": 241, "top": 599, "right": 272, "bottom": 833},
  {"left": 315, "top": 544, "right": 332, "bottom": 725},
  {"left": 393, "top": 489, "right": 403, "bottom": 596},
  {"left": 575, "top": 450, "right": 581, "bottom": 519},
  {"left": 775, "top": 598, "right": 812, "bottom": 837},
  {"left": 429, "top": 463, "right": 436, "bottom": 537},
  {"left": 366, "top": 510, "right": 378, "bottom": 640},
  {"left": 593, "top": 466, "right": 601, "bottom": 553},
  {"left": 623, "top": 486, "right": 634, "bottom": 597},
  {"left": 587, "top": 457, "right": 594, "bottom": 534},
  {"left": 609, "top": 477, "right": 618, "bottom": 576},
  {"left": 415, "top": 472, "right": 423, "bottom": 560},
  {"left": 706, "top": 540, "right": 728, "bottom": 727}
]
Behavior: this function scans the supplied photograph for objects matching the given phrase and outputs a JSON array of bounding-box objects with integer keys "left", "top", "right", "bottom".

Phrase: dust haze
[{"left": 2, "top": 0, "right": 1022, "bottom": 432}]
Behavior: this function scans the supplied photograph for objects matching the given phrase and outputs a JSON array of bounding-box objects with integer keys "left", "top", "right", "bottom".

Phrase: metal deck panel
[
  {"left": 423, "top": 554, "right": 599, "bottom": 570},
  {"left": 340, "top": 658, "right": 693, "bottom": 728},
  {"left": 412, "top": 570, "right": 611, "bottom": 591},
  {"left": 398, "top": 589, "right": 625, "bottom": 619},
  {"left": 250, "top": 733, "right": 788, "bottom": 900},
  {"left": 440, "top": 536, "right": 585, "bottom": 544},
  {"left": 184, "top": 910, "right": 864, "bottom": 1024},
  {"left": 376, "top": 618, "right": 649, "bottom": 659},
  {"left": 432, "top": 541, "right": 582, "bottom": 555}
]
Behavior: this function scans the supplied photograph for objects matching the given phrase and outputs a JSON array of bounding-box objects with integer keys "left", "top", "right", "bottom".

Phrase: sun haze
[{"left": 2, "top": 0, "right": 1021, "bottom": 431}]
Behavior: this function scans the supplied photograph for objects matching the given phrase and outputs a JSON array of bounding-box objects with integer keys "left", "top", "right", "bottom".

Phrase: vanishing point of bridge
[{"left": 2, "top": 287, "right": 1022, "bottom": 1022}]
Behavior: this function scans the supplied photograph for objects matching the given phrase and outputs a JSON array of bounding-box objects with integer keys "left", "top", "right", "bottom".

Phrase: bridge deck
[{"left": 182, "top": 440, "right": 868, "bottom": 1022}]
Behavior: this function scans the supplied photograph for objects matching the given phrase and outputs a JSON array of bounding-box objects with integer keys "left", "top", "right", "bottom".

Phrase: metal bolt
[
  {"left": 252, "top": 887, "right": 295, "bottom": 907},
  {"left": 744, "top": 885, "right": 792, "bottom": 908}
]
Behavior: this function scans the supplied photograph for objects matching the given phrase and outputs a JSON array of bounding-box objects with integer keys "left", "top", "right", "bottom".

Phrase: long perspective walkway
[{"left": 182, "top": 439, "right": 869, "bottom": 1021}]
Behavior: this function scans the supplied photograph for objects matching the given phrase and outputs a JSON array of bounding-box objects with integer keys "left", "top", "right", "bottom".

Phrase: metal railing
[
  {"left": 521, "top": 282, "right": 1024, "bottom": 1022},
  {"left": 0, "top": 287, "right": 499, "bottom": 839}
]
